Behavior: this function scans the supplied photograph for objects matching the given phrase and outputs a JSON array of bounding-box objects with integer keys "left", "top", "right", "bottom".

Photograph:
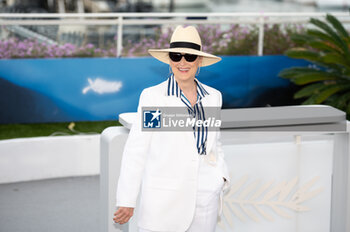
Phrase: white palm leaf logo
[
  {"left": 218, "top": 175, "right": 323, "bottom": 229},
  {"left": 82, "top": 78, "right": 122, "bottom": 94}
]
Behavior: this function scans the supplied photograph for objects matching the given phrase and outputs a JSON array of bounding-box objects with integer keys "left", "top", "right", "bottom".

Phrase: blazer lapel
[{"left": 199, "top": 95, "right": 217, "bottom": 155}]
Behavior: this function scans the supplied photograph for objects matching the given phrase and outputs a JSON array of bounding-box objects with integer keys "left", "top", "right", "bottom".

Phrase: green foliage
[{"left": 279, "top": 14, "right": 350, "bottom": 119}]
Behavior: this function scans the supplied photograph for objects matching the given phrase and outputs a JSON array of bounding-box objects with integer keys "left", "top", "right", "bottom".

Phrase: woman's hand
[{"left": 113, "top": 207, "right": 134, "bottom": 224}]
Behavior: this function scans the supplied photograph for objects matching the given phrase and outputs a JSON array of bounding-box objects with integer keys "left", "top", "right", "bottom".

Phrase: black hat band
[{"left": 170, "top": 41, "right": 201, "bottom": 51}]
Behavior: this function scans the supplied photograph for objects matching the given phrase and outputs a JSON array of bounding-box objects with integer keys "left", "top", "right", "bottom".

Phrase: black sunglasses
[{"left": 169, "top": 52, "right": 198, "bottom": 62}]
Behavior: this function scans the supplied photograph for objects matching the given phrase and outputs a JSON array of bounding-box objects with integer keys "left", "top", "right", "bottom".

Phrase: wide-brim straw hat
[{"left": 148, "top": 25, "right": 221, "bottom": 67}]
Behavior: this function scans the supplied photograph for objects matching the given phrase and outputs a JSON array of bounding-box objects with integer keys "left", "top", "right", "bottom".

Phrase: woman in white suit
[{"left": 113, "top": 25, "right": 230, "bottom": 232}]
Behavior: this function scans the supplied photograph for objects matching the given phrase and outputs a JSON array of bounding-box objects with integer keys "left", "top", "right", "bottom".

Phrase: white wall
[{"left": 0, "top": 135, "right": 100, "bottom": 184}]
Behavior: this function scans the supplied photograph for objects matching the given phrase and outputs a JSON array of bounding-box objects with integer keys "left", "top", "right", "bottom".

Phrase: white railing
[{"left": 0, "top": 12, "right": 350, "bottom": 57}]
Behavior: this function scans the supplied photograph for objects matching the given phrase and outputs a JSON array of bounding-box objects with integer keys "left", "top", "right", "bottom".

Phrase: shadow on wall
[
  {"left": 222, "top": 84, "right": 304, "bottom": 109},
  {"left": 0, "top": 77, "right": 70, "bottom": 124}
]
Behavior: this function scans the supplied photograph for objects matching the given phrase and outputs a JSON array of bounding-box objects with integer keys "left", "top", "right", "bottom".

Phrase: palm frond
[
  {"left": 339, "top": 91, "right": 350, "bottom": 108},
  {"left": 346, "top": 102, "right": 350, "bottom": 115},
  {"left": 324, "top": 94, "right": 342, "bottom": 108},
  {"left": 310, "top": 18, "right": 348, "bottom": 52},
  {"left": 284, "top": 47, "right": 345, "bottom": 71},
  {"left": 308, "top": 41, "right": 343, "bottom": 54},
  {"left": 328, "top": 91, "right": 350, "bottom": 109},
  {"left": 303, "top": 84, "right": 350, "bottom": 104},
  {"left": 326, "top": 14, "right": 349, "bottom": 40},
  {"left": 285, "top": 49, "right": 320, "bottom": 62},
  {"left": 301, "top": 93, "right": 319, "bottom": 105},
  {"left": 281, "top": 14, "right": 350, "bottom": 116},
  {"left": 292, "top": 72, "right": 337, "bottom": 85},
  {"left": 306, "top": 29, "right": 345, "bottom": 52},
  {"left": 321, "top": 53, "right": 350, "bottom": 71},
  {"left": 293, "top": 83, "right": 325, "bottom": 99},
  {"left": 278, "top": 67, "right": 319, "bottom": 79}
]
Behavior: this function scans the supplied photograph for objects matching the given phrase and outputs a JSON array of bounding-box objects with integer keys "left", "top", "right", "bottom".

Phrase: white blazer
[{"left": 116, "top": 79, "right": 230, "bottom": 232}]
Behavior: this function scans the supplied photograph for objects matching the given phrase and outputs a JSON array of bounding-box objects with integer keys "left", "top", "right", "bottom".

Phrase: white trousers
[{"left": 139, "top": 156, "right": 224, "bottom": 232}]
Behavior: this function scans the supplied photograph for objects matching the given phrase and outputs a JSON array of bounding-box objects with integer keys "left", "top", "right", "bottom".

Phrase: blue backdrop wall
[{"left": 0, "top": 56, "right": 308, "bottom": 124}]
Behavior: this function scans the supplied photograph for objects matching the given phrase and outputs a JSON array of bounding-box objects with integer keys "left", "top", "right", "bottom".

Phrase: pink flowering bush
[
  {"left": 123, "top": 24, "right": 304, "bottom": 56},
  {"left": 0, "top": 24, "right": 304, "bottom": 59},
  {"left": 0, "top": 38, "right": 117, "bottom": 59},
  {"left": 121, "top": 27, "right": 172, "bottom": 57}
]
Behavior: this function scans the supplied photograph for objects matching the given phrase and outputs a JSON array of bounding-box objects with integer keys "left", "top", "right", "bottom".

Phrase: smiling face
[{"left": 169, "top": 53, "right": 202, "bottom": 83}]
